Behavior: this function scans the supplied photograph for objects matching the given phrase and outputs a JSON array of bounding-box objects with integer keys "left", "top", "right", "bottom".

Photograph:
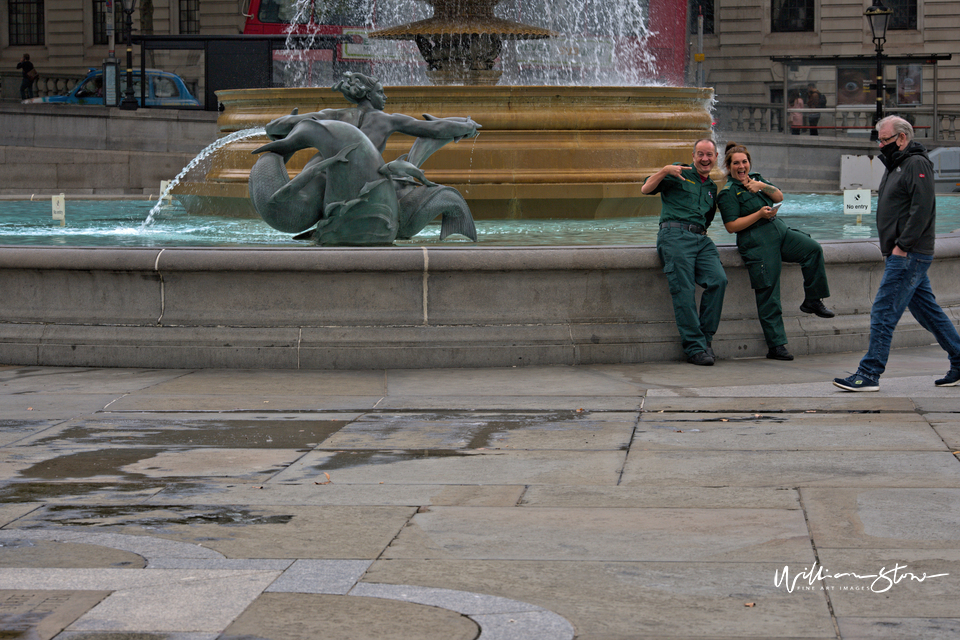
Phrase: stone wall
[
  {"left": 1, "top": 238, "right": 959, "bottom": 369},
  {"left": 0, "top": 103, "right": 217, "bottom": 195}
]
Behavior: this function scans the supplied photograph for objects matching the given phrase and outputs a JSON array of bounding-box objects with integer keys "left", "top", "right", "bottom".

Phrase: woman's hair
[
  {"left": 332, "top": 71, "right": 382, "bottom": 105},
  {"left": 723, "top": 142, "right": 751, "bottom": 174}
]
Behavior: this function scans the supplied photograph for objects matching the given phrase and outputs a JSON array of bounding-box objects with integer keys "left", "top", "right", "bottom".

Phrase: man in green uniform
[{"left": 641, "top": 139, "right": 727, "bottom": 365}]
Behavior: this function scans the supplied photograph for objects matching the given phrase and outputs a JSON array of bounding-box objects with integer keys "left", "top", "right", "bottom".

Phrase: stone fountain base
[
  {"left": 174, "top": 85, "right": 715, "bottom": 221},
  {"left": 2, "top": 239, "right": 959, "bottom": 369}
]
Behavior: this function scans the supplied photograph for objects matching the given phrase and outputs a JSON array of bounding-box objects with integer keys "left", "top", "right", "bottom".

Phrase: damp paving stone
[
  {"left": 633, "top": 411, "right": 943, "bottom": 451},
  {"left": 27, "top": 418, "right": 348, "bottom": 449},
  {"left": 220, "top": 592, "right": 479, "bottom": 640},
  {"left": 18, "top": 449, "right": 162, "bottom": 481},
  {"left": 0, "top": 539, "right": 146, "bottom": 569},
  {"left": 0, "top": 482, "right": 167, "bottom": 504},
  {"left": 361, "top": 559, "right": 837, "bottom": 638},
  {"left": 321, "top": 411, "right": 635, "bottom": 451},
  {"left": 0, "top": 590, "right": 112, "bottom": 640},
  {"left": 13, "top": 505, "right": 416, "bottom": 560},
  {"left": 0, "top": 420, "right": 63, "bottom": 446}
]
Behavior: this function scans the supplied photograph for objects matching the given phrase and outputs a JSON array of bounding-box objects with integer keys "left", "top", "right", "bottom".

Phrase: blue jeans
[{"left": 858, "top": 252, "right": 960, "bottom": 380}]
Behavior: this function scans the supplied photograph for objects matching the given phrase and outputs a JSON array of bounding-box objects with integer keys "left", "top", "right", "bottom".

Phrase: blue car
[{"left": 23, "top": 68, "right": 201, "bottom": 107}]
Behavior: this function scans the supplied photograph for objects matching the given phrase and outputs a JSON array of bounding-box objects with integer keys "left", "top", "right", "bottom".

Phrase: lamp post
[
  {"left": 864, "top": 0, "right": 892, "bottom": 140},
  {"left": 119, "top": 0, "right": 139, "bottom": 110}
]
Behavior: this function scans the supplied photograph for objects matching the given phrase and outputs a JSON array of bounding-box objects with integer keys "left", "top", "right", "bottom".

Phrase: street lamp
[
  {"left": 864, "top": 0, "right": 892, "bottom": 140},
  {"left": 119, "top": 0, "right": 139, "bottom": 110}
]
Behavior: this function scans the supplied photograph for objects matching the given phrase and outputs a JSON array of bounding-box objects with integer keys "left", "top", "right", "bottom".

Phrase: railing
[{"left": 714, "top": 102, "right": 960, "bottom": 142}]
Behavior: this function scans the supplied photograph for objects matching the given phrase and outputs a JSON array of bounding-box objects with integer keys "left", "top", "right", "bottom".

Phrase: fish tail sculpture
[{"left": 251, "top": 119, "right": 399, "bottom": 246}]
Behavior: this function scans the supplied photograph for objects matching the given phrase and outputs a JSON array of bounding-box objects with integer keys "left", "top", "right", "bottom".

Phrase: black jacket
[{"left": 876, "top": 140, "right": 936, "bottom": 256}]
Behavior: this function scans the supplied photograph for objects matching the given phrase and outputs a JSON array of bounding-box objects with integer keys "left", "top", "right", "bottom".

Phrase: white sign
[
  {"left": 843, "top": 189, "right": 871, "bottom": 216},
  {"left": 52, "top": 194, "right": 66, "bottom": 227}
]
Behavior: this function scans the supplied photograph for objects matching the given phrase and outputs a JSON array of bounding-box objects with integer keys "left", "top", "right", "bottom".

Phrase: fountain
[
  {"left": 3, "top": 1, "right": 959, "bottom": 370},
  {"left": 173, "top": 0, "right": 712, "bottom": 222}
]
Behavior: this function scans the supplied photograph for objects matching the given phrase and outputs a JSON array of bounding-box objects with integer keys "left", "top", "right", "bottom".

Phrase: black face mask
[{"left": 880, "top": 140, "right": 899, "bottom": 161}]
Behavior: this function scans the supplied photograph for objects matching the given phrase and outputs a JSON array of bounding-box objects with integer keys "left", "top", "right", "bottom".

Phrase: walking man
[
  {"left": 642, "top": 139, "right": 727, "bottom": 366},
  {"left": 834, "top": 116, "right": 960, "bottom": 391}
]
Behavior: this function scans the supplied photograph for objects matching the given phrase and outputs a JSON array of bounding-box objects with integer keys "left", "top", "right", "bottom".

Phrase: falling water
[
  {"left": 272, "top": 0, "right": 659, "bottom": 87},
  {"left": 140, "top": 127, "right": 266, "bottom": 229}
]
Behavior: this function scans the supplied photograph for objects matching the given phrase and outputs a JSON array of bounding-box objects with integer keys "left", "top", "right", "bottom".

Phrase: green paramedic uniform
[
  {"left": 645, "top": 164, "right": 727, "bottom": 358},
  {"left": 716, "top": 173, "right": 830, "bottom": 348}
]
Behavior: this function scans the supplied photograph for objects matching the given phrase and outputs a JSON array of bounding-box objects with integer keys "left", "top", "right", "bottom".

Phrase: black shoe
[
  {"left": 766, "top": 345, "right": 794, "bottom": 361},
  {"left": 800, "top": 299, "right": 835, "bottom": 318},
  {"left": 706, "top": 341, "right": 715, "bottom": 359},
  {"left": 687, "top": 351, "right": 715, "bottom": 366},
  {"left": 935, "top": 368, "right": 960, "bottom": 387}
]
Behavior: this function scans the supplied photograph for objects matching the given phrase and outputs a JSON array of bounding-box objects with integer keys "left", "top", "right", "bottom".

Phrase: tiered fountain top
[{"left": 370, "top": 0, "right": 556, "bottom": 85}]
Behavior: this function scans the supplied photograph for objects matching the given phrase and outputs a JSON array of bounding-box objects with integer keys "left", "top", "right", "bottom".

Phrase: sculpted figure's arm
[
  {"left": 641, "top": 164, "right": 684, "bottom": 194},
  {"left": 382, "top": 112, "right": 480, "bottom": 140},
  {"left": 264, "top": 108, "right": 348, "bottom": 140}
]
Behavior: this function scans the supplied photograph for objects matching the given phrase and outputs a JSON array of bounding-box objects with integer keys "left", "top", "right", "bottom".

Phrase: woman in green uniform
[{"left": 717, "top": 142, "right": 834, "bottom": 361}]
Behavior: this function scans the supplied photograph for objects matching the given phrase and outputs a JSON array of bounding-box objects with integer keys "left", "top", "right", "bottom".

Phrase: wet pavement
[{"left": 1, "top": 345, "right": 959, "bottom": 640}]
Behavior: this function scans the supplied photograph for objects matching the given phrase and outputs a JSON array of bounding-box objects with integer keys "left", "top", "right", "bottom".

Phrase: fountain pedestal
[{"left": 178, "top": 85, "right": 715, "bottom": 222}]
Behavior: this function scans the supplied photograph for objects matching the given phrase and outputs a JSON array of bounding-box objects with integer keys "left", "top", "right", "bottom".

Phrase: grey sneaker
[
  {"left": 833, "top": 373, "right": 879, "bottom": 392},
  {"left": 935, "top": 368, "right": 960, "bottom": 387}
]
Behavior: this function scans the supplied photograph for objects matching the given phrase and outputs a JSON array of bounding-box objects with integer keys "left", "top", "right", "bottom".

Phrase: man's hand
[
  {"left": 661, "top": 164, "right": 684, "bottom": 179},
  {"left": 892, "top": 245, "right": 908, "bottom": 257}
]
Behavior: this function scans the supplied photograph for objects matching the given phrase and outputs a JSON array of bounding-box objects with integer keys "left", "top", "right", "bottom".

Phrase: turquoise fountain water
[{"left": 4, "top": 194, "right": 960, "bottom": 248}]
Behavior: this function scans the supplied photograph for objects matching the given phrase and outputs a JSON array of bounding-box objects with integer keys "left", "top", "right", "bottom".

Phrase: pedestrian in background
[
  {"left": 17, "top": 53, "right": 36, "bottom": 100},
  {"left": 834, "top": 116, "right": 960, "bottom": 391}
]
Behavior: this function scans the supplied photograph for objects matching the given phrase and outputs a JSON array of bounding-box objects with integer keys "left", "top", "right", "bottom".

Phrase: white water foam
[{"left": 140, "top": 127, "right": 266, "bottom": 229}]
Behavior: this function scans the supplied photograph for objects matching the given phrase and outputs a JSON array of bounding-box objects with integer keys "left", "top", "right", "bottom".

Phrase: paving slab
[
  {"left": 634, "top": 412, "right": 944, "bottom": 451},
  {"left": 384, "top": 366, "right": 644, "bottom": 398},
  {"left": 220, "top": 592, "right": 480, "bottom": 640},
  {"left": 835, "top": 617, "right": 960, "bottom": 640},
  {"left": 645, "top": 377, "right": 960, "bottom": 398},
  {"left": 131, "top": 368, "right": 388, "bottom": 397},
  {"left": 0, "top": 367, "right": 189, "bottom": 395},
  {"left": 320, "top": 411, "right": 636, "bottom": 451},
  {"left": 10, "top": 505, "right": 415, "bottom": 559},
  {"left": 362, "top": 559, "right": 837, "bottom": 638},
  {"left": 519, "top": 485, "right": 801, "bottom": 509},
  {"left": 0, "top": 590, "right": 111, "bottom": 640},
  {"left": 102, "top": 394, "right": 387, "bottom": 412},
  {"left": 145, "top": 482, "right": 526, "bottom": 507},
  {"left": 0, "top": 395, "right": 132, "bottom": 420},
  {"left": 372, "top": 395, "right": 643, "bottom": 411},
  {"left": 802, "top": 488, "right": 960, "bottom": 549},
  {"left": 382, "top": 505, "right": 812, "bottom": 562},
  {"left": 0, "top": 502, "right": 39, "bottom": 525},
  {"left": 620, "top": 450, "right": 960, "bottom": 488},
  {"left": 3, "top": 347, "right": 959, "bottom": 639},
  {"left": 0, "top": 538, "right": 145, "bottom": 569},
  {"left": 271, "top": 449, "right": 626, "bottom": 486},
  {"left": 641, "top": 397, "right": 918, "bottom": 412},
  {"left": 0, "top": 568, "right": 282, "bottom": 632},
  {"left": 0, "top": 482, "right": 167, "bottom": 505},
  {"left": 812, "top": 548, "right": 960, "bottom": 618},
  {"left": 914, "top": 398, "right": 960, "bottom": 413},
  {"left": 0, "top": 420, "right": 65, "bottom": 446}
]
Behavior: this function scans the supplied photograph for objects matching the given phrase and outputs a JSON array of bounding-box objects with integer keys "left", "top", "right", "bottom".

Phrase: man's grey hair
[{"left": 877, "top": 115, "right": 913, "bottom": 142}]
